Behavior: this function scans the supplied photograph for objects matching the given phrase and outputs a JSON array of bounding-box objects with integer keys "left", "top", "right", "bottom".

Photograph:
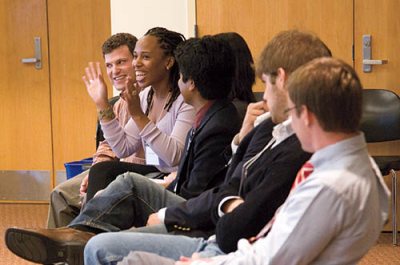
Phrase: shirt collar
[
  {"left": 271, "top": 117, "right": 294, "bottom": 147},
  {"left": 310, "top": 132, "right": 366, "bottom": 169},
  {"left": 194, "top": 100, "right": 214, "bottom": 129}
]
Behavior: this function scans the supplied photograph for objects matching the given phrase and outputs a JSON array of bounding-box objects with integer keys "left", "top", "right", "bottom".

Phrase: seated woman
[
  {"left": 83, "top": 27, "right": 194, "bottom": 202},
  {"left": 214, "top": 32, "right": 256, "bottom": 122}
]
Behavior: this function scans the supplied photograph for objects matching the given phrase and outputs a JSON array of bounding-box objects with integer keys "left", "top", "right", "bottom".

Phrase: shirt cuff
[
  {"left": 231, "top": 134, "right": 240, "bottom": 155},
  {"left": 99, "top": 116, "right": 117, "bottom": 126},
  {"left": 218, "top": 196, "right": 242, "bottom": 217},
  {"left": 157, "top": 207, "right": 167, "bottom": 223}
]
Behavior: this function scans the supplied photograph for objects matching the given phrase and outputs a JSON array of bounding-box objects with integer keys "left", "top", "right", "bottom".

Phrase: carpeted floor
[
  {"left": 1, "top": 203, "right": 48, "bottom": 265},
  {"left": 0, "top": 203, "right": 399, "bottom": 265}
]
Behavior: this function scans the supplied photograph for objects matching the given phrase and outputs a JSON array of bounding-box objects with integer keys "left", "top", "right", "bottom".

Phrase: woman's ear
[{"left": 165, "top": 57, "right": 175, "bottom": 70}]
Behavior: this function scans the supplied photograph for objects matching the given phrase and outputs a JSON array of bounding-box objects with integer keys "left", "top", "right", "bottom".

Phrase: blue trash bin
[{"left": 64, "top": 158, "right": 93, "bottom": 179}]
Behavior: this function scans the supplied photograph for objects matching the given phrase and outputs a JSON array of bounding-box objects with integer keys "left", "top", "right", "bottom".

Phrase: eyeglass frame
[{"left": 283, "top": 105, "right": 297, "bottom": 114}]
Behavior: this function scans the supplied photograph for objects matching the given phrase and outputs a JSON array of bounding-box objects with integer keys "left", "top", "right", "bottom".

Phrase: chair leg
[{"left": 391, "top": 169, "right": 398, "bottom": 245}]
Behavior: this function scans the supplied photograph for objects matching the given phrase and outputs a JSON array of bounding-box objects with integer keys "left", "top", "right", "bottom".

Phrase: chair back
[{"left": 360, "top": 89, "right": 400, "bottom": 143}]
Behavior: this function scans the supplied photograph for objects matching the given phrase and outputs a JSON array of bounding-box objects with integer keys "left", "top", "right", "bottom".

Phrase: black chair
[{"left": 360, "top": 88, "right": 400, "bottom": 245}]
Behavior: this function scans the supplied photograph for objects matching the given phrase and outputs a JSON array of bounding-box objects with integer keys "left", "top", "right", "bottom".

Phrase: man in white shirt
[{"left": 116, "top": 58, "right": 390, "bottom": 265}]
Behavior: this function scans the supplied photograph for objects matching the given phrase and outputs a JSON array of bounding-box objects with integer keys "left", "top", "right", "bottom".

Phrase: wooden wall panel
[
  {"left": 196, "top": 0, "right": 353, "bottom": 92},
  {"left": 48, "top": 0, "right": 111, "bottom": 171}
]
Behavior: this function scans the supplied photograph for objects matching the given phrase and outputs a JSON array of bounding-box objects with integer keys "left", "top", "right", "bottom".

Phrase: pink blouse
[{"left": 100, "top": 87, "right": 195, "bottom": 173}]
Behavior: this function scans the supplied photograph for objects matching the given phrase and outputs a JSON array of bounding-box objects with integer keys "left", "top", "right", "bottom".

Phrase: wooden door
[
  {"left": 0, "top": 0, "right": 53, "bottom": 201},
  {"left": 0, "top": 0, "right": 110, "bottom": 201},
  {"left": 196, "top": 0, "right": 353, "bottom": 92},
  {"left": 355, "top": 0, "right": 399, "bottom": 94},
  {"left": 0, "top": 0, "right": 52, "bottom": 170},
  {"left": 354, "top": 0, "right": 400, "bottom": 154},
  {"left": 354, "top": 0, "right": 400, "bottom": 231}
]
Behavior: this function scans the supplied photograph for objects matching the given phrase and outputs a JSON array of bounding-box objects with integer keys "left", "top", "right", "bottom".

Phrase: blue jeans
[
  {"left": 84, "top": 232, "right": 224, "bottom": 265},
  {"left": 68, "top": 172, "right": 185, "bottom": 232}
]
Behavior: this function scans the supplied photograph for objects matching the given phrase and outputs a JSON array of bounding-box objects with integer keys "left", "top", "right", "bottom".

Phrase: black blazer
[
  {"left": 167, "top": 99, "right": 241, "bottom": 200},
  {"left": 164, "top": 119, "right": 311, "bottom": 252}
]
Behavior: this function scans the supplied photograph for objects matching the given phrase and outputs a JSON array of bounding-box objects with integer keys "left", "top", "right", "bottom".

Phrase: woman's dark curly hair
[{"left": 143, "top": 27, "right": 186, "bottom": 115}]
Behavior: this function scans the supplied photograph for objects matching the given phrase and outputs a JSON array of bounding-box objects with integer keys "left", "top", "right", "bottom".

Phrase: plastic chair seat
[
  {"left": 373, "top": 157, "right": 400, "bottom": 176},
  {"left": 360, "top": 88, "right": 400, "bottom": 246}
]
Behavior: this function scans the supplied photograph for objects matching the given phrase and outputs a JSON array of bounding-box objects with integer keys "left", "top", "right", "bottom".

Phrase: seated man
[
  {"left": 122, "top": 57, "right": 390, "bottom": 265},
  {"left": 47, "top": 32, "right": 139, "bottom": 228},
  {"left": 5, "top": 36, "right": 241, "bottom": 265}
]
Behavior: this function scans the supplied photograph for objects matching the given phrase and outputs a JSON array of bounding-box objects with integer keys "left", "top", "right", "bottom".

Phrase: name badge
[{"left": 145, "top": 144, "right": 160, "bottom": 166}]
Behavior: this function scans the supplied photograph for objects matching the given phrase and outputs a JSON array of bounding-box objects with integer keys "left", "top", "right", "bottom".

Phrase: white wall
[
  {"left": 111, "top": 0, "right": 195, "bottom": 37},
  {"left": 110, "top": 0, "right": 195, "bottom": 95}
]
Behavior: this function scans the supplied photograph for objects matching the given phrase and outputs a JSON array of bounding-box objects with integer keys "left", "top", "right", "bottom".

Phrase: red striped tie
[
  {"left": 253, "top": 161, "right": 314, "bottom": 240},
  {"left": 291, "top": 161, "right": 314, "bottom": 191}
]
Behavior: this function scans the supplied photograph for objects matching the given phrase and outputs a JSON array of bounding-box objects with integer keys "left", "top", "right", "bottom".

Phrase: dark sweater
[{"left": 165, "top": 119, "right": 311, "bottom": 253}]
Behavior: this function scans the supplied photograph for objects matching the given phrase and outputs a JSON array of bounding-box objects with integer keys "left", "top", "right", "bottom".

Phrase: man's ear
[
  {"left": 188, "top": 79, "right": 196, "bottom": 92},
  {"left": 302, "top": 106, "right": 315, "bottom": 127},
  {"left": 276, "top": 67, "right": 287, "bottom": 89},
  {"left": 165, "top": 56, "right": 175, "bottom": 70}
]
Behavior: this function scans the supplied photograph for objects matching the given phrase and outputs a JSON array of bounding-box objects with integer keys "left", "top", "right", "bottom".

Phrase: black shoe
[{"left": 5, "top": 227, "right": 94, "bottom": 265}]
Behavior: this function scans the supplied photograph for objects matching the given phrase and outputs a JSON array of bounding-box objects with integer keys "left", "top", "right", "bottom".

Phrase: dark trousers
[{"left": 86, "top": 160, "right": 161, "bottom": 201}]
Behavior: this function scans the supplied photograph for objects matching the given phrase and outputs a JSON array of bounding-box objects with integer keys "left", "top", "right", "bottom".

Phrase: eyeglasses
[{"left": 283, "top": 106, "right": 297, "bottom": 114}]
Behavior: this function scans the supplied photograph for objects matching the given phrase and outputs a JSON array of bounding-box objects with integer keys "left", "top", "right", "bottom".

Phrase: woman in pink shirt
[{"left": 83, "top": 27, "right": 195, "bottom": 202}]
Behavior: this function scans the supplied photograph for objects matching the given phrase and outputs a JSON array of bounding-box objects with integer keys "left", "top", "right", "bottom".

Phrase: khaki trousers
[{"left": 46, "top": 170, "right": 87, "bottom": 228}]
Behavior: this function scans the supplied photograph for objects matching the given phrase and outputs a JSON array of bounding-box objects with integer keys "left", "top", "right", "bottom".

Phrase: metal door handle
[
  {"left": 363, "top": 59, "right": 388, "bottom": 65},
  {"left": 362, "top": 35, "right": 388, "bottom": 73},
  {"left": 21, "top": 37, "right": 42, "bottom": 69},
  {"left": 21, "top": 58, "right": 39, "bottom": 63}
]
